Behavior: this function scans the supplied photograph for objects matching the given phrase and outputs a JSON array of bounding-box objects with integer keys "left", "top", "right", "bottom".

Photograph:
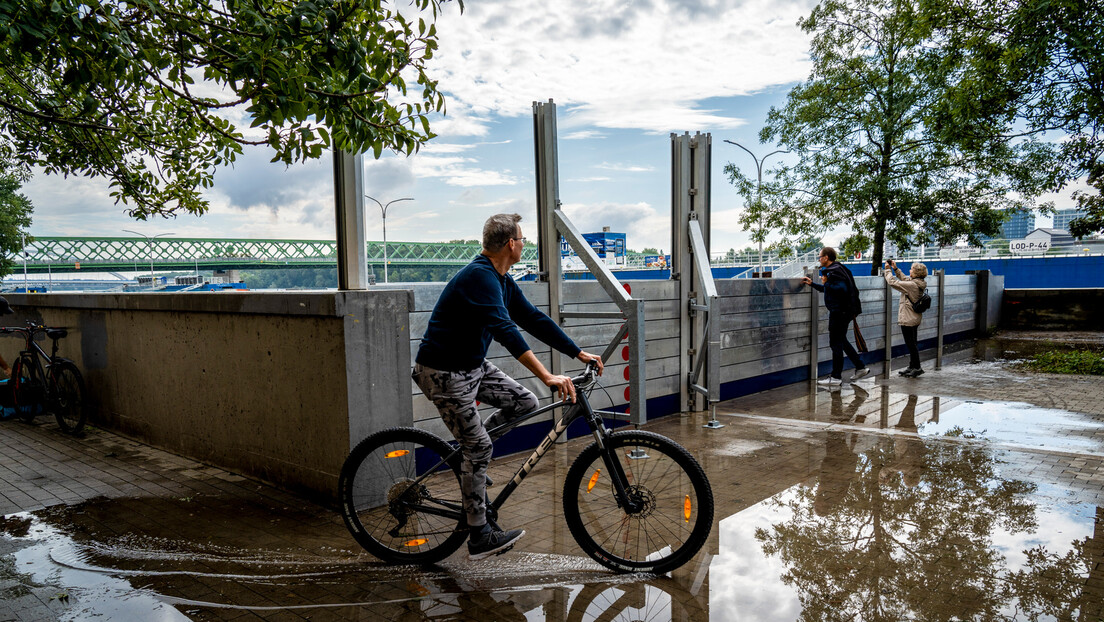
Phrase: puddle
[
  {"left": 922, "top": 399, "right": 1104, "bottom": 454},
  {"left": 0, "top": 495, "right": 708, "bottom": 621},
  {"left": 711, "top": 436, "right": 1104, "bottom": 621}
]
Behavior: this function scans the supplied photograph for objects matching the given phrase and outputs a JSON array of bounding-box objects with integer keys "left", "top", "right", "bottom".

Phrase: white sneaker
[
  {"left": 817, "top": 377, "right": 842, "bottom": 386},
  {"left": 849, "top": 368, "right": 871, "bottom": 382}
]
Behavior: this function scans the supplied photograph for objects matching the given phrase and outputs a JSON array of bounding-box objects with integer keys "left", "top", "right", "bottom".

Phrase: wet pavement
[{"left": 2, "top": 335, "right": 1103, "bottom": 621}]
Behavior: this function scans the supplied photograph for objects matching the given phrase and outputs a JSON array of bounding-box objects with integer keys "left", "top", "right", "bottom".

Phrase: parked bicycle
[
  {"left": 339, "top": 361, "right": 714, "bottom": 574},
  {"left": 1, "top": 321, "right": 86, "bottom": 434}
]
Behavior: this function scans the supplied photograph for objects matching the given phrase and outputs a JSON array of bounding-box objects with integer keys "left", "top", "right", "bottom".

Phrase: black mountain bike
[
  {"left": 339, "top": 361, "right": 713, "bottom": 574},
  {"left": 2, "top": 322, "right": 86, "bottom": 434}
]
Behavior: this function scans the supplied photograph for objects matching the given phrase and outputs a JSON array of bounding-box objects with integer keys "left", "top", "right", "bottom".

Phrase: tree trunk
[{"left": 871, "top": 208, "right": 887, "bottom": 276}]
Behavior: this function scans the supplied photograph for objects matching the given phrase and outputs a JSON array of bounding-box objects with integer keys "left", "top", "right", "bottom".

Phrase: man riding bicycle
[{"left": 412, "top": 213, "right": 604, "bottom": 560}]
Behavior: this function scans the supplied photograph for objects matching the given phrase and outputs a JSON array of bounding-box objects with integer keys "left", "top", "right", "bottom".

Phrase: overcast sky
[{"left": 19, "top": 0, "right": 1063, "bottom": 254}]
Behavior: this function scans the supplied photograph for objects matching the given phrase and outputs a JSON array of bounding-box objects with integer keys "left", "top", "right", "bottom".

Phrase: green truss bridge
[{"left": 13, "top": 237, "right": 542, "bottom": 274}]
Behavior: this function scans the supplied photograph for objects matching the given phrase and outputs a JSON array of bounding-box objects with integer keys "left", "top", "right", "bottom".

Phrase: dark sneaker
[
  {"left": 898, "top": 367, "right": 917, "bottom": 377},
  {"left": 849, "top": 367, "right": 871, "bottom": 382},
  {"left": 468, "top": 526, "right": 525, "bottom": 561},
  {"left": 909, "top": 368, "right": 925, "bottom": 377}
]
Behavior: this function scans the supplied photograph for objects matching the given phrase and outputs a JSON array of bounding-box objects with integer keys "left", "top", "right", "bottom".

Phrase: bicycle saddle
[{"left": 47, "top": 328, "right": 68, "bottom": 340}]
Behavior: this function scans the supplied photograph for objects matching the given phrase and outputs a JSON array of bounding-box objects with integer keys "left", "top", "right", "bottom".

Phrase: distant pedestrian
[
  {"left": 801, "top": 247, "right": 870, "bottom": 387},
  {"left": 885, "top": 259, "right": 927, "bottom": 377}
]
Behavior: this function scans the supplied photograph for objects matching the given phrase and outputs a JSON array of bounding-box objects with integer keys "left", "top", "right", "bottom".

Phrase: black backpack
[{"left": 911, "top": 289, "right": 931, "bottom": 313}]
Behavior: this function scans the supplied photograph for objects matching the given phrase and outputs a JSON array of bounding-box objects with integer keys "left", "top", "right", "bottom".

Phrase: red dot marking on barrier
[
  {"left": 475, "top": 401, "right": 480, "bottom": 406},
  {"left": 623, "top": 283, "right": 632, "bottom": 295},
  {"left": 624, "top": 387, "right": 631, "bottom": 402},
  {"left": 623, "top": 367, "right": 631, "bottom": 381},
  {"left": 621, "top": 346, "right": 630, "bottom": 361}
]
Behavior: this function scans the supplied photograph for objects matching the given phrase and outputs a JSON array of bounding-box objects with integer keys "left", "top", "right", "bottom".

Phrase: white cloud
[
  {"left": 564, "top": 130, "right": 607, "bottom": 140},
  {"left": 561, "top": 200, "right": 670, "bottom": 252},
  {"left": 596, "top": 162, "right": 656, "bottom": 173},
  {"left": 430, "top": 0, "right": 814, "bottom": 136}
]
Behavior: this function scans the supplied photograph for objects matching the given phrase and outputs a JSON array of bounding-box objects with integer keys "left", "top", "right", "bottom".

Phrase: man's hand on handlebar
[
  {"left": 544, "top": 373, "right": 577, "bottom": 403},
  {"left": 576, "top": 351, "right": 604, "bottom": 376}
]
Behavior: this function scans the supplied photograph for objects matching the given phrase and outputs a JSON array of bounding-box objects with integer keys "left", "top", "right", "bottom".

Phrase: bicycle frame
[{"left": 402, "top": 371, "right": 638, "bottom": 528}]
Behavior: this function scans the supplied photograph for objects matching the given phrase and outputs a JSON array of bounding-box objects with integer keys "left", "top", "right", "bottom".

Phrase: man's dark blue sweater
[{"left": 416, "top": 254, "right": 581, "bottom": 372}]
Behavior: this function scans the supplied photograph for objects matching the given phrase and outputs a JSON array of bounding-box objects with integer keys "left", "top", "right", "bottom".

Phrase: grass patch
[{"left": 1022, "top": 350, "right": 1104, "bottom": 375}]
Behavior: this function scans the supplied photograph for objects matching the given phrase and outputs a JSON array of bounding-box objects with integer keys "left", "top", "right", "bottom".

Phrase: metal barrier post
[
  {"left": 533, "top": 100, "right": 564, "bottom": 379},
  {"left": 808, "top": 267, "right": 819, "bottom": 381},
  {"left": 884, "top": 275, "right": 894, "bottom": 377},
  {"left": 936, "top": 269, "right": 945, "bottom": 370}
]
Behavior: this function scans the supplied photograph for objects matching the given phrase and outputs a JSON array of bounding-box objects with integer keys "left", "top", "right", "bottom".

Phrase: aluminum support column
[
  {"left": 884, "top": 276, "right": 894, "bottom": 376},
  {"left": 808, "top": 267, "right": 819, "bottom": 381},
  {"left": 936, "top": 269, "right": 945, "bottom": 369},
  {"left": 333, "top": 149, "right": 367, "bottom": 290},
  {"left": 672, "top": 132, "right": 712, "bottom": 412},
  {"left": 533, "top": 100, "right": 563, "bottom": 378}
]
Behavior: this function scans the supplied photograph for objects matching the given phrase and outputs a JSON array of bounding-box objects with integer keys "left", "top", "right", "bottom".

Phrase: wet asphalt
[{"left": 2, "top": 333, "right": 1103, "bottom": 621}]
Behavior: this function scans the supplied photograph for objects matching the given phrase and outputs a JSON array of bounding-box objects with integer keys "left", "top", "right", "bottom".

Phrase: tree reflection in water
[{"left": 755, "top": 397, "right": 1102, "bottom": 621}]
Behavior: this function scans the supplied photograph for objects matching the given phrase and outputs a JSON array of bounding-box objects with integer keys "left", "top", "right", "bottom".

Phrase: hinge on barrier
[
  {"left": 687, "top": 348, "right": 696, "bottom": 357},
  {"left": 689, "top": 188, "right": 698, "bottom": 196}
]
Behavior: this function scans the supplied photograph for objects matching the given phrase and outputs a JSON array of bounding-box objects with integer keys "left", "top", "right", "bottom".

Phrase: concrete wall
[
  {"left": 1001, "top": 288, "right": 1104, "bottom": 330},
  {"left": 1, "top": 291, "right": 413, "bottom": 503}
]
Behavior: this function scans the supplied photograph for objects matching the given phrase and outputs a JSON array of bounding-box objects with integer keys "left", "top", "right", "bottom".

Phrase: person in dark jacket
[
  {"left": 801, "top": 247, "right": 870, "bottom": 386},
  {"left": 412, "top": 213, "right": 604, "bottom": 561}
]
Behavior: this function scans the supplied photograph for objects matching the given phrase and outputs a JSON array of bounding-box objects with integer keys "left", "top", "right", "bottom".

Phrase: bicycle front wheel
[
  {"left": 563, "top": 430, "right": 714, "bottom": 574},
  {"left": 49, "top": 361, "right": 86, "bottom": 434},
  {"left": 12, "top": 355, "right": 43, "bottom": 423},
  {"left": 339, "top": 427, "right": 468, "bottom": 565}
]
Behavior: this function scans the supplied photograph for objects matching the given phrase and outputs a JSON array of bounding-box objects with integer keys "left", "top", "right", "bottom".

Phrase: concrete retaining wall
[{"left": 0, "top": 291, "right": 413, "bottom": 503}]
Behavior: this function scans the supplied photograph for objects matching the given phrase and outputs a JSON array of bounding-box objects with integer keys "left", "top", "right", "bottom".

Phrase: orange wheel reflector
[
  {"left": 403, "top": 538, "right": 428, "bottom": 547},
  {"left": 385, "top": 449, "right": 411, "bottom": 458},
  {"left": 684, "top": 495, "right": 692, "bottom": 522},
  {"left": 587, "top": 469, "right": 601, "bottom": 492}
]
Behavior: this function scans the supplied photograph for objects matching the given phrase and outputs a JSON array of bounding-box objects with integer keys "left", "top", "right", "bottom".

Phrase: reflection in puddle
[
  {"left": 712, "top": 432, "right": 1104, "bottom": 621},
  {"left": 0, "top": 497, "right": 706, "bottom": 621}
]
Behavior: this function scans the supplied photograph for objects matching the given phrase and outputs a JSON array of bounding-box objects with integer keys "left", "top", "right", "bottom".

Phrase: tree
[
  {"left": 0, "top": 170, "right": 33, "bottom": 277},
  {"left": 741, "top": 0, "right": 1056, "bottom": 275},
  {"left": 919, "top": 0, "right": 1104, "bottom": 238},
  {"left": 0, "top": 0, "right": 460, "bottom": 219}
]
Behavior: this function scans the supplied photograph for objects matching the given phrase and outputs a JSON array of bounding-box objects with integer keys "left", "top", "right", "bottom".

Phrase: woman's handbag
[{"left": 852, "top": 319, "right": 868, "bottom": 353}]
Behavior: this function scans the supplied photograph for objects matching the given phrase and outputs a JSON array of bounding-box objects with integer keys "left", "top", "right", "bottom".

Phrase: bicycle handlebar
[{"left": 572, "top": 360, "right": 600, "bottom": 388}]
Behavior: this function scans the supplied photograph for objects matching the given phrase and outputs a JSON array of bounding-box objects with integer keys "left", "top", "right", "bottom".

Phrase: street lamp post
[
  {"left": 20, "top": 232, "right": 28, "bottom": 286},
  {"left": 122, "top": 230, "right": 174, "bottom": 290},
  {"left": 724, "top": 140, "right": 788, "bottom": 277},
  {"left": 364, "top": 196, "right": 413, "bottom": 284}
]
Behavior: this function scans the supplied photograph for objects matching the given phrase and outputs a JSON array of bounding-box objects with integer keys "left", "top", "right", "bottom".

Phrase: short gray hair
[
  {"left": 483, "top": 213, "right": 522, "bottom": 252},
  {"left": 911, "top": 263, "right": 928, "bottom": 279}
]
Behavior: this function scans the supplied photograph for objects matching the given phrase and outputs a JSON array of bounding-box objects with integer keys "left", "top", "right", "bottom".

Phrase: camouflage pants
[{"left": 412, "top": 360, "right": 539, "bottom": 528}]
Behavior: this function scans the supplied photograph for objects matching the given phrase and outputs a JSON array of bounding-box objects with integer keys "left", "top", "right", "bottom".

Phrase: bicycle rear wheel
[
  {"left": 49, "top": 361, "right": 86, "bottom": 434},
  {"left": 563, "top": 430, "right": 714, "bottom": 574},
  {"left": 12, "top": 355, "right": 43, "bottom": 423},
  {"left": 339, "top": 427, "right": 468, "bottom": 565}
]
